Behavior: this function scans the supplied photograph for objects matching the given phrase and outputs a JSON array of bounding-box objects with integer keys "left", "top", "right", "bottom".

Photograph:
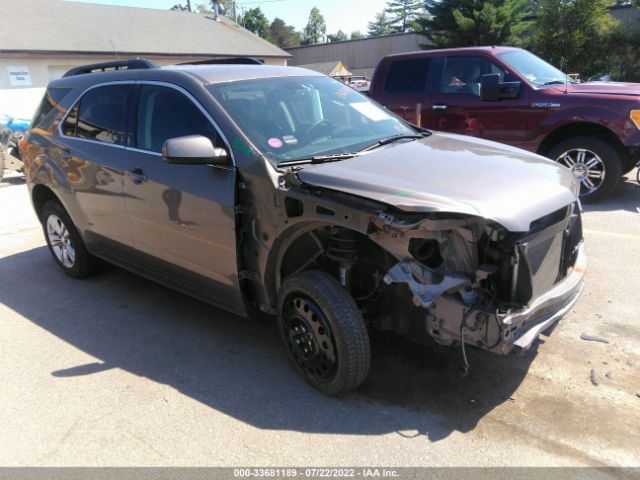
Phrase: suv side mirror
[
  {"left": 480, "top": 74, "right": 521, "bottom": 101},
  {"left": 162, "top": 135, "right": 229, "bottom": 165}
]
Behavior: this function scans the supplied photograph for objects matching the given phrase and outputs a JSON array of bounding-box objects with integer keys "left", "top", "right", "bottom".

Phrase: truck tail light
[{"left": 630, "top": 110, "right": 640, "bottom": 129}]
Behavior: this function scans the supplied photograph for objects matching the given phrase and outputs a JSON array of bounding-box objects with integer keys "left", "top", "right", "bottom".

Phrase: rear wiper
[
  {"left": 359, "top": 133, "right": 425, "bottom": 153},
  {"left": 277, "top": 151, "right": 360, "bottom": 167}
]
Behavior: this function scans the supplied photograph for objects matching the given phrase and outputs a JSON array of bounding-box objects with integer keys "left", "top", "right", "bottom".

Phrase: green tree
[
  {"left": 270, "top": 17, "right": 301, "bottom": 48},
  {"left": 327, "top": 30, "right": 348, "bottom": 42},
  {"left": 367, "top": 12, "right": 394, "bottom": 36},
  {"left": 240, "top": 7, "right": 271, "bottom": 40},
  {"left": 170, "top": 3, "right": 190, "bottom": 11},
  {"left": 531, "top": 0, "right": 617, "bottom": 76},
  {"left": 420, "top": 0, "right": 531, "bottom": 47},
  {"left": 350, "top": 30, "right": 365, "bottom": 39},
  {"left": 302, "top": 7, "right": 327, "bottom": 44},
  {"left": 384, "top": 0, "right": 424, "bottom": 33}
]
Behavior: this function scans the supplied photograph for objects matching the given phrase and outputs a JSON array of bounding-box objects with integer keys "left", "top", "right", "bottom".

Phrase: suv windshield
[
  {"left": 207, "top": 76, "right": 417, "bottom": 165},
  {"left": 497, "top": 50, "right": 573, "bottom": 87}
]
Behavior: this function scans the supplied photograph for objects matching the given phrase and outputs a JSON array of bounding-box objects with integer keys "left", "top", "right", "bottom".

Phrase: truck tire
[
  {"left": 277, "top": 270, "right": 370, "bottom": 395},
  {"left": 40, "top": 200, "right": 98, "bottom": 278},
  {"left": 548, "top": 136, "right": 622, "bottom": 202}
]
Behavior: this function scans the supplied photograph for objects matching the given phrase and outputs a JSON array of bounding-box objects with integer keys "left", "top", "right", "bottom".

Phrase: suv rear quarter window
[
  {"left": 31, "top": 87, "right": 71, "bottom": 131},
  {"left": 384, "top": 58, "right": 430, "bottom": 94}
]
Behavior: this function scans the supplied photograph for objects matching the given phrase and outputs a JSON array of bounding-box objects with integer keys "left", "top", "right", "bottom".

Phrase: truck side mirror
[{"left": 480, "top": 74, "right": 521, "bottom": 101}]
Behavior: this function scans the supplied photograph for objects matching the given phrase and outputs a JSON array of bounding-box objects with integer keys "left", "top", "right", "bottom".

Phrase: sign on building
[{"left": 7, "top": 66, "right": 32, "bottom": 87}]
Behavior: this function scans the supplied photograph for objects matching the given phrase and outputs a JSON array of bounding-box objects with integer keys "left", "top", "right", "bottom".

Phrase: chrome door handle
[
  {"left": 126, "top": 167, "right": 147, "bottom": 184},
  {"left": 432, "top": 104, "right": 448, "bottom": 110}
]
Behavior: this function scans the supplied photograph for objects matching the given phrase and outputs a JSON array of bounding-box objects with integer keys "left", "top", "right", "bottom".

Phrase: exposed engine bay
[{"left": 267, "top": 186, "right": 585, "bottom": 359}]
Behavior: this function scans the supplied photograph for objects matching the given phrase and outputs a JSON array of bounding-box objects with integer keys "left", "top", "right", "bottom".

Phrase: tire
[
  {"left": 277, "top": 270, "right": 370, "bottom": 395},
  {"left": 548, "top": 136, "right": 622, "bottom": 202},
  {"left": 40, "top": 200, "right": 98, "bottom": 278}
]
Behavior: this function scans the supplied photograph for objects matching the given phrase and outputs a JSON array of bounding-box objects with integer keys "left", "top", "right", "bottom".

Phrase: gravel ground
[{"left": 0, "top": 170, "right": 639, "bottom": 468}]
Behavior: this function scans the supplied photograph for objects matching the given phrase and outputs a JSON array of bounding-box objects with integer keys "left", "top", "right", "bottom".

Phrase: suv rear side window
[
  {"left": 64, "top": 84, "right": 134, "bottom": 145},
  {"left": 31, "top": 88, "right": 71, "bottom": 130},
  {"left": 136, "top": 85, "right": 220, "bottom": 153},
  {"left": 384, "top": 58, "right": 430, "bottom": 94}
]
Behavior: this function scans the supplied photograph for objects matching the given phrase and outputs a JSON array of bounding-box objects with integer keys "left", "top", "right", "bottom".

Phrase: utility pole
[
  {"left": 186, "top": 0, "right": 191, "bottom": 11},
  {"left": 232, "top": 1, "right": 237, "bottom": 22}
]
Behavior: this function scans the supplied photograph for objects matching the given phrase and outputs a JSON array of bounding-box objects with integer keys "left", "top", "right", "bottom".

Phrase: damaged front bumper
[{"left": 385, "top": 242, "right": 586, "bottom": 355}]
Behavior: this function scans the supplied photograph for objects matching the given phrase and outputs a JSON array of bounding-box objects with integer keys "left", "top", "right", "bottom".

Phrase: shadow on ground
[
  {"left": 582, "top": 177, "right": 640, "bottom": 213},
  {"left": 0, "top": 246, "right": 536, "bottom": 442},
  {"left": 0, "top": 175, "right": 26, "bottom": 187}
]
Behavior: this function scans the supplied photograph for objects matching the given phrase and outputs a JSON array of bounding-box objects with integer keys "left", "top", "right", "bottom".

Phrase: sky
[{"left": 63, "top": 0, "right": 390, "bottom": 36}]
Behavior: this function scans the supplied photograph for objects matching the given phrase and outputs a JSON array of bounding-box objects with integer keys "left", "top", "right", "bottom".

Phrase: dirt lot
[{"left": 0, "top": 171, "right": 639, "bottom": 468}]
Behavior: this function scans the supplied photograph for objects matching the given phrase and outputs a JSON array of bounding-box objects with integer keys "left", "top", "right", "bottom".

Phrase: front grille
[{"left": 514, "top": 203, "right": 582, "bottom": 303}]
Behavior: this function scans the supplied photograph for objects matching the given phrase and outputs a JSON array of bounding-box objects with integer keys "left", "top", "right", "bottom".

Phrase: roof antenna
[{"left": 109, "top": 40, "right": 121, "bottom": 61}]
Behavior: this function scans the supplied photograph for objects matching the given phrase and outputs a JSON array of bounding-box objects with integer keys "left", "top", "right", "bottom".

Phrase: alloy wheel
[
  {"left": 46, "top": 214, "right": 76, "bottom": 268},
  {"left": 556, "top": 148, "right": 605, "bottom": 196}
]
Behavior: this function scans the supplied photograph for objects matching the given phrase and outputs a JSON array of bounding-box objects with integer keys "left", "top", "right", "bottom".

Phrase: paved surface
[{"left": 1, "top": 170, "right": 639, "bottom": 467}]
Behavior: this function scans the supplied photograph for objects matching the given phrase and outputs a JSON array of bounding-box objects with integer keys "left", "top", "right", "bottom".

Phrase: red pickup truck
[{"left": 369, "top": 46, "right": 640, "bottom": 201}]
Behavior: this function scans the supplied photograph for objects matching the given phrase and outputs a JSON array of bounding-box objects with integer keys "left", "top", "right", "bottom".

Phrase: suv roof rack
[
  {"left": 63, "top": 59, "right": 157, "bottom": 78},
  {"left": 179, "top": 57, "right": 264, "bottom": 65}
]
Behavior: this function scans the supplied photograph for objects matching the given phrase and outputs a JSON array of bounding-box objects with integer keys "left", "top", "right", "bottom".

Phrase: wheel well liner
[{"left": 32, "top": 184, "right": 59, "bottom": 219}]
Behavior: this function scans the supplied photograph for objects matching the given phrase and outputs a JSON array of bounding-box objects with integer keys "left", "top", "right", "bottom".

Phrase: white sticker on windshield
[{"left": 350, "top": 102, "right": 388, "bottom": 122}]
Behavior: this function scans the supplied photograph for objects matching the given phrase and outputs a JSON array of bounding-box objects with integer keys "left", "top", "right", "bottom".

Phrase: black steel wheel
[{"left": 277, "top": 270, "right": 370, "bottom": 395}]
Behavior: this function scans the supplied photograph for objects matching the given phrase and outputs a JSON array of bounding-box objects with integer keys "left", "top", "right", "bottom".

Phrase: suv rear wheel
[
  {"left": 549, "top": 137, "right": 622, "bottom": 202},
  {"left": 41, "top": 200, "right": 98, "bottom": 278},
  {"left": 277, "top": 270, "right": 370, "bottom": 395}
]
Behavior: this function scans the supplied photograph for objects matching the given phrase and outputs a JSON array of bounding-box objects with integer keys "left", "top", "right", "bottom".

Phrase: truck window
[
  {"left": 384, "top": 58, "right": 430, "bottom": 94},
  {"left": 437, "top": 56, "right": 510, "bottom": 96}
]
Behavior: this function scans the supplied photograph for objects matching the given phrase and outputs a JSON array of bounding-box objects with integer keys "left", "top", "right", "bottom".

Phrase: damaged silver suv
[{"left": 24, "top": 60, "right": 586, "bottom": 395}]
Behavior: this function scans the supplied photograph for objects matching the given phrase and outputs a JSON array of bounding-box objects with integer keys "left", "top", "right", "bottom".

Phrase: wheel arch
[{"left": 537, "top": 122, "right": 625, "bottom": 158}]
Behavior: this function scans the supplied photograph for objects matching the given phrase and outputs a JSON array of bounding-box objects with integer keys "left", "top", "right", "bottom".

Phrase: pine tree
[
  {"left": 367, "top": 12, "right": 394, "bottom": 37},
  {"left": 384, "top": 0, "right": 424, "bottom": 33},
  {"left": 420, "top": 0, "right": 531, "bottom": 47}
]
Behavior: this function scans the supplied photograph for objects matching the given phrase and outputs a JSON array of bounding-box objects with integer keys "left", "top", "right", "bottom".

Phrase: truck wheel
[
  {"left": 277, "top": 270, "right": 370, "bottom": 395},
  {"left": 41, "top": 200, "right": 98, "bottom": 278},
  {"left": 549, "top": 137, "right": 622, "bottom": 202}
]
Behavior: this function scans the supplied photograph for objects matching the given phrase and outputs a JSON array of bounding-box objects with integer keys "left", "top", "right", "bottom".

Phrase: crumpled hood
[{"left": 296, "top": 132, "right": 577, "bottom": 232}]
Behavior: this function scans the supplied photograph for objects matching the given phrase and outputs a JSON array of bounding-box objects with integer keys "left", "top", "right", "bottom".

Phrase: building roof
[
  {"left": 0, "top": 0, "right": 290, "bottom": 59},
  {"left": 297, "top": 62, "right": 353, "bottom": 77}
]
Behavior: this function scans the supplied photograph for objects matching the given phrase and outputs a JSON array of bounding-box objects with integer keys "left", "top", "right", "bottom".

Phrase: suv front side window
[
  {"left": 136, "top": 85, "right": 221, "bottom": 154},
  {"left": 69, "top": 84, "right": 134, "bottom": 145}
]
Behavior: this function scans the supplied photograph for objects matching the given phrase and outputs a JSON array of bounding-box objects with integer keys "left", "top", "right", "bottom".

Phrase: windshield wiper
[
  {"left": 541, "top": 79, "right": 570, "bottom": 86},
  {"left": 277, "top": 151, "right": 360, "bottom": 167},
  {"left": 359, "top": 133, "right": 425, "bottom": 153},
  {"left": 276, "top": 132, "right": 430, "bottom": 168}
]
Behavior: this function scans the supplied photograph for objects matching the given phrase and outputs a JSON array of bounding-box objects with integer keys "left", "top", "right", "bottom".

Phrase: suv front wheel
[
  {"left": 549, "top": 136, "right": 622, "bottom": 202},
  {"left": 277, "top": 270, "right": 371, "bottom": 395}
]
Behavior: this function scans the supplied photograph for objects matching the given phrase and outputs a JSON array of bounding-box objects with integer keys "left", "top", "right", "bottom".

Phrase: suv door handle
[
  {"left": 126, "top": 167, "right": 147, "bottom": 184},
  {"left": 432, "top": 104, "right": 448, "bottom": 110}
]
